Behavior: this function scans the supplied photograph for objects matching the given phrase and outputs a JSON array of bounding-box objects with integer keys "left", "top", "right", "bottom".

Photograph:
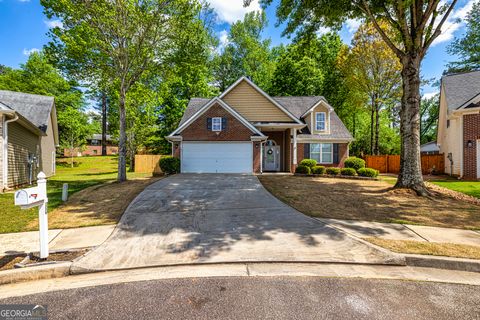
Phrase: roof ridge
[
  {"left": 442, "top": 69, "right": 480, "bottom": 78},
  {"left": 0, "top": 89, "right": 55, "bottom": 100}
]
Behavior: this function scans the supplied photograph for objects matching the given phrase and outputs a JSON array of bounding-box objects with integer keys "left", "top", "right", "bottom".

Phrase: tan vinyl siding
[
  {"left": 40, "top": 113, "right": 56, "bottom": 177},
  {"left": 310, "top": 104, "right": 330, "bottom": 134},
  {"left": 222, "top": 80, "right": 293, "bottom": 122},
  {"left": 7, "top": 122, "right": 40, "bottom": 187}
]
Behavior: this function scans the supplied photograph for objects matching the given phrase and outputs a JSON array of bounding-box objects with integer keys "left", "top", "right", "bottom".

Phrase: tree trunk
[
  {"left": 394, "top": 54, "right": 426, "bottom": 195},
  {"left": 370, "top": 97, "right": 375, "bottom": 155},
  {"left": 374, "top": 103, "right": 380, "bottom": 155},
  {"left": 129, "top": 151, "right": 135, "bottom": 172},
  {"left": 117, "top": 86, "right": 127, "bottom": 182},
  {"left": 101, "top": 92, "right": 107, "bottom": 156}
]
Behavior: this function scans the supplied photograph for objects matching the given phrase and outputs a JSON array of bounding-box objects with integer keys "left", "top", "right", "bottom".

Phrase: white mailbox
[
  {"left": 13, "top": 172, "right": 49, "bottom": 259},
  {"left": 14, "top": 187, "right": 44, "bottom": 209}
]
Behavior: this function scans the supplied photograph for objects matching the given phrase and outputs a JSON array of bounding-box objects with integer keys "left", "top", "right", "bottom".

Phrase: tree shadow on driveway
[{"left": 72, "top": 174, "right": 401, "bottom": 272}]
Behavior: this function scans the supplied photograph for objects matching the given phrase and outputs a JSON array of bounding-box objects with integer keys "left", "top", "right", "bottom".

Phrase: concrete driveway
[{"left": 72, "top": 174, "right": 402, "bottom": 273}]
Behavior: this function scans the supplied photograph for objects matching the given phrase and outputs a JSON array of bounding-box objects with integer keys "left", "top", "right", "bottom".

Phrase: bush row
[{"left": 295, "top": 156, "right": 378, "bottom": 178}]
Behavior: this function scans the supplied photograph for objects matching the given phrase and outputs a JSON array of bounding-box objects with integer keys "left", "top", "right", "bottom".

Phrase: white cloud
[
  {"left": 23, "top": 48, "right": 40, "bottom": 56},
  {"left": 423, "top": 91, "right": 439, "bottom": 99},
  {"left": 345, "top": 18, "right": 362, "bottom": 34},
  {"left": 208, "top": 0, "right": 261, "bottom": 24},
  {"left": 431, "top": 0, "right": 474, "bottom": 46},
  {"left": 44, "top": 19, "right": 63, "bottom": 29},
  {"left": 316, "top": 26, "right": 332, "bottom": 36},
  {"left": 218, "top": 30, "right": 229, "bottom": 48}
]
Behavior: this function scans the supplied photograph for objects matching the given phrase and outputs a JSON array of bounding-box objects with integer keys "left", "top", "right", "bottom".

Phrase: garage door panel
[{"left": 182, "top": 142, "right": 252, "bottom": 173}]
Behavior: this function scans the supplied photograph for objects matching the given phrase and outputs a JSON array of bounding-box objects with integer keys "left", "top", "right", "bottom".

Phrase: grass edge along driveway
[{"left": 0, "top": 156, "right": 155, "bottom": 233}]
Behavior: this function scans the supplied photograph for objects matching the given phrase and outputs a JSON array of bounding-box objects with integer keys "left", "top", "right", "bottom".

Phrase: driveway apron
[{"left": 72, "top": 174, "right": 401, "bottom": 273}]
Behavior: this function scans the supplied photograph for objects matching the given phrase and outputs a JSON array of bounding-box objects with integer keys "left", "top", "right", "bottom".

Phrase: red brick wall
[
  {"left": 181, "top": 103, "right": 254, "bottom": 141},
  {"left": 463, "top": 113, "right": 480, "bottom": 179},
  {"left": 296, "top": 143, "right": 349, "bottom": 169}
]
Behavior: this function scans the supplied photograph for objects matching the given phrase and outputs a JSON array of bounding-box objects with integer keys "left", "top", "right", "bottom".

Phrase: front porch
[{"left": 254, "top": 123, "right": 304, "bottom": 173}]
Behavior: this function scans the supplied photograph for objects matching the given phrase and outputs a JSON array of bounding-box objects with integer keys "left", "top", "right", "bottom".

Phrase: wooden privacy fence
[
  {"left": 364, "top": 154, "right": 445, "bottom": 174},
  {"left": 134, "top": 155, "right": 165, "bottom": 174}
]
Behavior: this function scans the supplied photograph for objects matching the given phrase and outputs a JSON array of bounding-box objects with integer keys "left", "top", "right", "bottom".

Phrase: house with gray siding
[{"left": 0, "top": 90, "right": 59, "bottom": 191}]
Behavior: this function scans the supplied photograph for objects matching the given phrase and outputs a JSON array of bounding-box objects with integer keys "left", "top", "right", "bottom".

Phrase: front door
[{"left": 263, "top": 140, "right": 280, "bottom": 171}]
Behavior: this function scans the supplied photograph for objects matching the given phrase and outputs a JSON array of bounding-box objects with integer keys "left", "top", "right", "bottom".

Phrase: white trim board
[{"left": 219, "top": 77, "right": 303, "bottom": 125}]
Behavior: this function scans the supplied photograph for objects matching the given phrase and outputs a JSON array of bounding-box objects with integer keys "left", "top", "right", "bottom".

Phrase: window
[
  {"left": 212, "top": 117, "right": 222, "bottom": 131},
  {"left": 310, "top": 143, "right": 333, "bottom": 164},
  {"left": 315, "top": 112, "right": 326, "bottom": 131}
]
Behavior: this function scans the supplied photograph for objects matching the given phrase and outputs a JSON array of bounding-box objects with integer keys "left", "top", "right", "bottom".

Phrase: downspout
[{"left": 2, "top": 112, "right": 18, "bottom": 191}]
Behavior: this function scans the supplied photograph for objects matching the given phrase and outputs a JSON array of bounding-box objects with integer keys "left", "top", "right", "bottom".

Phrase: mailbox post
[{"left": 14, "top": 172, "right": 49, "bottom": 259}]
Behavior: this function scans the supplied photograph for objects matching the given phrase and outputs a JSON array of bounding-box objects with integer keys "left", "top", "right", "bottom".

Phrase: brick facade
[
  {"left": 181, "top": 103, "right": 254, "bottom": 141},
  {"left": 463, "top": 113, "right": 480, "bottom": 179},
  {"left": 296, "top": 142, "right": 349, "bottom": 169},
  {"left": 253, "top": 142, "right": 261, "bottom": 173},
  {"left": 63, "top": 145, "right": 118, "bottom": 157}
]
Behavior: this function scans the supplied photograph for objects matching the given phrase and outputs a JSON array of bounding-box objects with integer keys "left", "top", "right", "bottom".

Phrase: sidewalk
[
  {"left": 317, "top": 218, "right": 480, "bottom": 246},
  {"left": 0, "top": 225, "right": 115, "bottom": 256}
]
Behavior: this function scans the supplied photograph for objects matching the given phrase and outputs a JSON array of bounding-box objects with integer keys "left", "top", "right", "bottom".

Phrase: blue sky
[{"left": 0, "top": 0, "right": 474, "bottom": 98}]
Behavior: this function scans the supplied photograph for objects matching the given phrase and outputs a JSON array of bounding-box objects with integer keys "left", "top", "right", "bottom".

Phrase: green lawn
[
  {"left": 429, "top": 180, "right": 480, "bottom": 199},
  {"left": 379, "top": 174, "right": 480, "bottom": 199},
  {"left": 0, "top": 156, "right": 150, "bottom": 233}
]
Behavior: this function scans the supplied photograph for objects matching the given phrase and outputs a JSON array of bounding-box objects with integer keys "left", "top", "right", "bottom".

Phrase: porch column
[{"left": 292, "top": 128, "right": 297, "bottom": 165}]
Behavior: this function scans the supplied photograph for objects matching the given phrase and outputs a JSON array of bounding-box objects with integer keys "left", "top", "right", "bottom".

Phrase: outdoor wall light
[{"left": 467, "top": 140, "right": 474, "bottom": 148}]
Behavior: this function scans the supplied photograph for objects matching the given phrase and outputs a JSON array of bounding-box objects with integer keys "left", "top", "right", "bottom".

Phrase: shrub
[
  {"left": 299, "top": 159, "right": 317, "bottom": 169},
  {"left": 344, "top": 157, "right": 366, "bottom": 171},
  {"left": 295, "top": 165, "right": 311, "bottom": 174},
  {"left": 341, "top": 168, "right": 357, "bottom": 176},
  {"left": 159, "top": 156, "right": 180, "bottom": 174},
  {"left": 312, "top": 166, "right": 325, "bottom": 174},
  {"left": 326, "top": 167, "right": 341, "bottom": 175},
  {"left": 358, "top": 168, "right": 379, "bottom": 178}
]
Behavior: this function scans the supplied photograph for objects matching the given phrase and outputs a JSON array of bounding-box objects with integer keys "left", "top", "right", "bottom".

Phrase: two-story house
[
  {"left": 437, "top": 70, "right": 480, "bottom": 180},
  {"left": 167, "top": 77, "right": 353, "bottom": 173}
]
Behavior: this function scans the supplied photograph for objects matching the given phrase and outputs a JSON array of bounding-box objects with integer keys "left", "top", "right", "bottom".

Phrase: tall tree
[
  {"left": 213, "top": 11, "right": 275, "bottom": 91},
  {"left": 42, "top": 0, "right": 201, "bottom": 181},
  {"left": 58, "top": 107, "right": 93, "bottom": 167},
  {"left": 420, "top": 94, "right": 439, "bottom": 144},
  {"left": 344, "top": 22, "right": 402, "bottom": 155},
  {"left": 249, "top": 0, "right": 459, "bottom": 195},
  {"left": 447, "top": 0, "right": 480, "bottom": 73}
]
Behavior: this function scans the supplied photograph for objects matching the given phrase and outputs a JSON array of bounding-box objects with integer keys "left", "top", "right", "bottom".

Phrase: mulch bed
[{"left": 0, "top": 249, "right": 88, "bottom": 271}]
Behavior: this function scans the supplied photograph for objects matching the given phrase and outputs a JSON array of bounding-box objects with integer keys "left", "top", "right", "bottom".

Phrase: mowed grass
[
  {"left": 259, "top": 175, "right": 480, "bottom": 230},
  {"left": 0, "top": 156, "right": 151, "bottom": 233},
  {"left": 379, "top": 174, "right": 480, "bottom": 199},
  {"left": 365, "top": 237, "right": 480, "bottom": 260}
]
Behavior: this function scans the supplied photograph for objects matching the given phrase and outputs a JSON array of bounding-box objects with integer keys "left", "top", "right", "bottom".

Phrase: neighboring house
[
  {"left": 437, "top": 70, "right": 480, "bottom": 179},
  {"left": 167, "top": 77, "right": 353, "bottom": 173},
  {"left": 63, "top": 134, "right": 118, "bottom": 157},
  {"left": 0, "top": 90, "right": 59, "bottom": 190},
  {"left": 420, "top": 141, "right": 440, "bottom": 154}
]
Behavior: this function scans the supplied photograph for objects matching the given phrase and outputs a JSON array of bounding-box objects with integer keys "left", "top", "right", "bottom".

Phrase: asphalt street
[{"left": 1, "top": 276, "right": 479, "bottom": 319}]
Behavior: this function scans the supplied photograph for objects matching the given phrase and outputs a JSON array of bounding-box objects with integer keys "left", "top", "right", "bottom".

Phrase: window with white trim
[
  {"left": 315, "top": 112, "right": 326, "bottom": 131},
  {"left": 212, "top": 117, "right": 222, "bottom": 131},
  {"left": 310, "top": 143, "right": 333, "bottom": 163}
]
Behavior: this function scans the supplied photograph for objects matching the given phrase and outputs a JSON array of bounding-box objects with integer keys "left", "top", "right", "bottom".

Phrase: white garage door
[{"left": 182, "top": 142, "right": 253, "bottom": 173}]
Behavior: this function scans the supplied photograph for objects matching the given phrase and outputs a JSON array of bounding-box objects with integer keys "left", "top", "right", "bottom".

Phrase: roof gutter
[{"left": 2, "top": 111, "right": 18, "bottom": 191}]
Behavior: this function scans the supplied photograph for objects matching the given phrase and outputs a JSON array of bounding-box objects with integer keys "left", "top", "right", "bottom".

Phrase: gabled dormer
[{"left": 300, "top": 98, "right": 333, "bottom": 135}]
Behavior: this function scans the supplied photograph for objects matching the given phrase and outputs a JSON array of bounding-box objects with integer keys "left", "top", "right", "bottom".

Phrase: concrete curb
[
  {"left": 405, "top": 254, "right": 480, "bottom": 273},
  {"left": 0, "top": 262, "right": 72, "bottom": 285}
]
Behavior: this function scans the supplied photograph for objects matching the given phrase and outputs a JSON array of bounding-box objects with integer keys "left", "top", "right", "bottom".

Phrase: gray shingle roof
[
  {"left": 272, "top": 96, "right": 324, "bottom": 118},
  {"left": 0, "top": 90, "right": 54, "bottom": 133},
  {"left": 298, "top": 110, "right": 353, "bottom": 141},
  {"left": 442, "top": 70, "right": 480, "bottom": 110},
  {"left": 178, "top": 98, "right": 211, "bottom": 126},
  {"left": 177, "top": 95, "right": 353, "bottom": 141}
]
